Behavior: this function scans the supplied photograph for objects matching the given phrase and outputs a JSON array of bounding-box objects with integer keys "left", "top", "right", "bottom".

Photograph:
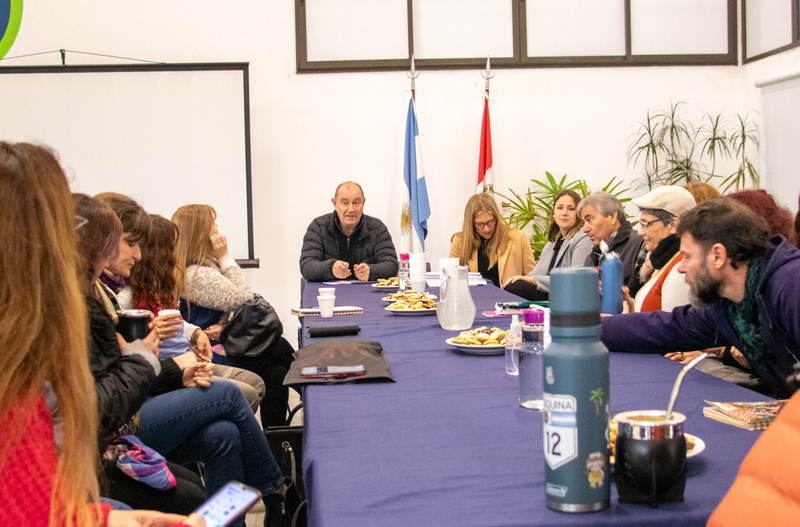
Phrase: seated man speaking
[
  {"left": 602, "top": 198, "right": 800, "bottom": 399},
  {"left": 300, "top": 181, "right": 398, "bottom": 282}
]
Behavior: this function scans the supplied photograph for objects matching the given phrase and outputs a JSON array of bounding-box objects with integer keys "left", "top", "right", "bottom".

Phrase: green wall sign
[{"left": 0, "top": 0, "right": 23, "bottom": 61}]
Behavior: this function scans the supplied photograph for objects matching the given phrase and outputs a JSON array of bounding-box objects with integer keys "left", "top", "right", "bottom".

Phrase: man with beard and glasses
[{"left": 601, "top": 198, "right": 800, "bottom": 399}]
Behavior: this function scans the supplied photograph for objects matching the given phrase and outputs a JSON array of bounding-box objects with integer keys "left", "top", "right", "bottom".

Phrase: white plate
[
  {"left": 685, "top": 433, "right": 705, "bottom": 458},
  {"left": 381, "top": 293, "right": 437, "bottom": 303},
  {"left": 445, "top": 338, "right": 505, "bottom": 356},
  {"left": 385, "top": 306, "right": 438, "bottom": 316},
  {"left": 372, "top": 284, "right": 398, "bottom": 290}
]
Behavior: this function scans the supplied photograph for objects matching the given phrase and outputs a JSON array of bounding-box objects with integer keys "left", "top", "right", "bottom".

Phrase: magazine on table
[{"left": 703, "top": 399, "right": 788, "bottom": 430}]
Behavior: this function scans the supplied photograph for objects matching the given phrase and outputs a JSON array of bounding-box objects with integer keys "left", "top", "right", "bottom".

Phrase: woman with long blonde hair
[
  {"left": 450, "top": 193, "right": 535, "bottom": 288},
  {"left": 173, "top": 204, "right": 295, "bottom": 428},
  {"left": 0, "top": 142, "right": 196, "bottom": 527}
]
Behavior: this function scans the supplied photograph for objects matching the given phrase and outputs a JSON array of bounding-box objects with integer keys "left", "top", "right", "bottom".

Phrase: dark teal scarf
[{"left": 727, "top": 256, "right": 766, "bottom": 364}]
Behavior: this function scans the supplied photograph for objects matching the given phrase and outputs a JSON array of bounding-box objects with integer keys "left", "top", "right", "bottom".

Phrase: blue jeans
[{"left": 136, "top": 381, "right": 284, "bottom": 501}]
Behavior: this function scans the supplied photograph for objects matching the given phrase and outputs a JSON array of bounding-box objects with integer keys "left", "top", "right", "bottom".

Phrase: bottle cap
[
  {"left": 510, "top": 314, "right": 520, "bottom": 331},
  {"left": 400, "top": 253, "right": 410, "bottom": 260},
  {"left": 523, "top": 309, "right": 544, "bottom": 324}
]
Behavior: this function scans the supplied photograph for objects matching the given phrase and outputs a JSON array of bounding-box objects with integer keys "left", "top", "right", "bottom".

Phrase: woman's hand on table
[
  {"left": 665, "top": 350, "right": 708, "bottom": 365},
  {"left": 502, "top": 275, "right": 535, "bottom": 288}
]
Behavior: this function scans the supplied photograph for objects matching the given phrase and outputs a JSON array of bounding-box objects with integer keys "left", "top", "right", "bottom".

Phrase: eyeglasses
[
  {"left": 474, "top": 218, "right": 497, "bottom": 230},
  {"left": 638, "top": 218, "right": 667, "bottom": 230}
]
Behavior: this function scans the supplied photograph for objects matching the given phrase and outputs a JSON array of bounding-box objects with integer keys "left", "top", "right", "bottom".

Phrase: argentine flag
[{"left": 401, "top": 97, "right": 431, "bottom": 253}]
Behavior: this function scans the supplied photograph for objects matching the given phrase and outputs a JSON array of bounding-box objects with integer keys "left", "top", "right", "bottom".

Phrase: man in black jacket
[
  {"left": 578, "top": 191, "right": 647, "bottom": 294},
  {"left": 300, "top": 181, "right": 398, "bottom": 282}
]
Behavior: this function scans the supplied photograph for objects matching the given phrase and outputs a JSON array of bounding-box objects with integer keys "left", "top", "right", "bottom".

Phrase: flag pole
[
  {"left": 408, "top": 54, "right": 419, "bottom": 101},
  {"left": 480, "top": 56, "right": 494, "bottom": 98},
  {"left": 479, "top": 57, "right": 495, "bottom": 194}
]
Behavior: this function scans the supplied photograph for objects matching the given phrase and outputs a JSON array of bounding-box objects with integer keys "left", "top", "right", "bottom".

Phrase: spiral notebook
[{"left": 291, "top": 306, "right": 363, "bottom": 317}]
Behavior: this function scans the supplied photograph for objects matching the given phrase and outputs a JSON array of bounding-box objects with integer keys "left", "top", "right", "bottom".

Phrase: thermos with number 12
[{"left": 543, "top": 267, "right": 610, "bottom": 512}]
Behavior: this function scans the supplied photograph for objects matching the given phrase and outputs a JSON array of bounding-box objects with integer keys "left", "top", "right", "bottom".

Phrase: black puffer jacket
[
  {"left": 87, "top": 296, "right": 157, "bottom": 449},
  {"left": 87, "top": 296, "right": 184, "bottom": 450},
  {"left": 299, "top": 212, "right": 398, "bottom": 282}
]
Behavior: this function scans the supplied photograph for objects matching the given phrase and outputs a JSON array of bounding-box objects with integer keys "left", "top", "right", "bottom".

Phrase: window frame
[
  {"left": 294, "top": 0, "right": 738, "bottom": 73},
  {"left": 742, "top": 0, "right": 800, "bottom": 63}
]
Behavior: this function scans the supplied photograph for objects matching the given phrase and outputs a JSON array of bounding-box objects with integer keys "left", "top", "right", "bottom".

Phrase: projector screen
[{"left": 0, "top": 62, "right": 257, "bottom": 265}]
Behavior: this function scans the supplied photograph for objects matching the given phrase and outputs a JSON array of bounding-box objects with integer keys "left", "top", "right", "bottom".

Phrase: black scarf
[{"left": 649, "top": 234, "right": 681, "bottom": 271}]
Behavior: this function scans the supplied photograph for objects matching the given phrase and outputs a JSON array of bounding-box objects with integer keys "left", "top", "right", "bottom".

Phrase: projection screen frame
[{"left": 0, "top": 61, "right": 258, "bottom": 268}]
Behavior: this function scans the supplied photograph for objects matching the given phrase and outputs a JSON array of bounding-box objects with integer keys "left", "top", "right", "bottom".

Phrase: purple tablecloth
[{"left": 299, "top": 281, "right": 769, "bottom": 526}]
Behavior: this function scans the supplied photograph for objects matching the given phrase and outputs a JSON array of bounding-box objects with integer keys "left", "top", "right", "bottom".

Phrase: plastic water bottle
[
  {"left": 519, "top": 309, "right": 545, "bottom": 409},
  {"left": 505, "top": 315, "right": 522, "bottom": 376},
  {"left": 600, "top": 255, "right": 623, "bottom": 314},
  {"left": 543, "top": 267, "right": 610, "bottom": 512},
  {"left": 398, "top": 253, "right": 410, "bottom": 291}
]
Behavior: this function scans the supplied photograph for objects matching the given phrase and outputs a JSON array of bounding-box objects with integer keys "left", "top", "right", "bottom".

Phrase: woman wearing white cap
[{"left": 625, "top": 185, "right": 696, "bottom": 312}]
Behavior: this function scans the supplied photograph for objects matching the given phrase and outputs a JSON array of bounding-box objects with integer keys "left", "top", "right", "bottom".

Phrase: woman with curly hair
[
  {"left": 126, "top": 214, "right": 266, "bottom": 413},
  {"left": 728, "top": 189, "right": 796, "bottom": 246}
]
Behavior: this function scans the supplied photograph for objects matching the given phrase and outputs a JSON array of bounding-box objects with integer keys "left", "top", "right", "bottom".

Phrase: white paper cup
[
  {"left": 318, "top": 295, "right": 336, "bottom": 318},
  {"left": 439, "top": 257, "right": 460, "bottom": 275},
  {"left": 318, "top": 287, "right": 336, "bottom": 297},
  {"left": 409, "top": 280, "right": 426, "bottom": 293}
]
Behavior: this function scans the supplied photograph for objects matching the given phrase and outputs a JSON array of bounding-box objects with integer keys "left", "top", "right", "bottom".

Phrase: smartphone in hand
[
  {"left": 192, "top": 481, "right": 261, "bottom": 527},
  {"left": 301, "top": 365, "right": 366, "bottom": 378}
]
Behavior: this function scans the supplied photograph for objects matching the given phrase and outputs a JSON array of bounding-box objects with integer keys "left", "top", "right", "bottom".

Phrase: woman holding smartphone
[
  {"left": 0, "top": 142, "right": 201, "bottom": 526},
  {"left": 76, "top": 196, "right": 289, "bottom": 527}
]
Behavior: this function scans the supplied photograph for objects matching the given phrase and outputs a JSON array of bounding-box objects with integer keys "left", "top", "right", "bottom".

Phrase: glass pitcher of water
[{"left": 437, "top": 265, "right": 476, "bottom": 330}]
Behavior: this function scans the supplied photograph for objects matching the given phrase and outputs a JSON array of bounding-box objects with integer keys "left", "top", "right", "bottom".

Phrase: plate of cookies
[
  {"left": 372, "top": 277, "right": 399, "bottom": 290},
  {"left": 382, "top": 291, "right": 437, "bottom": 303},
  {"left": 385, "top": 297, "right": 438, "bottom": 315},
  {"left": 446, "top": 327, "right": 508, "bottom": 355}
]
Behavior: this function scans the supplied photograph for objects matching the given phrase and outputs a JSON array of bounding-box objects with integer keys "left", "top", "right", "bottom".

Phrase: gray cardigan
[{"left": 527, "top": 230, "right": 593, "bottom": 293}]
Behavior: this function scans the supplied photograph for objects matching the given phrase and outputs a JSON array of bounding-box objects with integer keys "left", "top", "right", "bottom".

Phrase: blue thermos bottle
[
  {"left": 600, "top": 255, "right": 623, "bottom": 315},
  {"left": 543, "top": 267, "right": 610, "bottom": 512}
]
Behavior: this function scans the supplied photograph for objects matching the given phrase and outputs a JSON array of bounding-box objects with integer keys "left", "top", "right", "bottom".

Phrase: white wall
[{"left": 3, "top": 1, "right": 793, "bottom": 337}]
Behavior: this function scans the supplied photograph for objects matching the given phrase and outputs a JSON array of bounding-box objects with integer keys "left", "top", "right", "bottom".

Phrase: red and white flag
[{"left": 477, "top": 93, "right": 493, "bottom": 194}]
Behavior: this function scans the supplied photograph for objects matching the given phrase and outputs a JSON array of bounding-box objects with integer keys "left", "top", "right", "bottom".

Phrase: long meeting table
[{"left": 298, "top": 280, "right": 770, "bottom": 526}]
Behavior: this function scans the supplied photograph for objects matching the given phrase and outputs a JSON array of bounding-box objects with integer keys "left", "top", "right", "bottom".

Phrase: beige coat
[{"left": 449, "top": 228, "right": 536, "bottom": 286}]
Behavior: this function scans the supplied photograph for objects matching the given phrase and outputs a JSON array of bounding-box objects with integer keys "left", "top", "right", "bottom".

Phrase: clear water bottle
[
  {"left": 505, "top": 315, "right": 522, "bottom": 376},
  {"left": 398, "top": 253, "right": 410, "bottom": 291},
  {"left": 519, "top": 309, "right": 545, "bottom": 409}
]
